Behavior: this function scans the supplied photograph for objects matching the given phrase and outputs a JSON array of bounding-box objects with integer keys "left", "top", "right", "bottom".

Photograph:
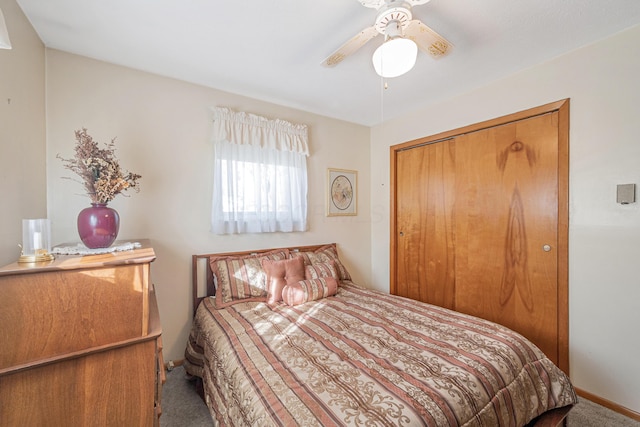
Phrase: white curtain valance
[{"left": 212, "top": 107, "right": 309, "bottom": 156}]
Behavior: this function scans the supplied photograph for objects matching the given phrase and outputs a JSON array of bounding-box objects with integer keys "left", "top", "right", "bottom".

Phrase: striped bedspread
[{"left": 184, "top": 283, "right": 577, "bottom": 426}]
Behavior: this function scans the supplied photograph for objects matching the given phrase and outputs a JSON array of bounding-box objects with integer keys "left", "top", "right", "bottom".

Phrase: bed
[{"left": 184, "top": 244, "right": 577, "bottom": 426}]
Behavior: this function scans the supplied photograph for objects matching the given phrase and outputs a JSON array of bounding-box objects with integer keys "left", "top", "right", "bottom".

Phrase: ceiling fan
[{"left": 321, "top": 0, "right": 452, "bottom": 78}]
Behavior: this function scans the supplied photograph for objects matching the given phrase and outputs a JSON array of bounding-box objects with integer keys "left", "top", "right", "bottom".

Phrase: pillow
[
  {"left": 291, "top": 244, "right": 351, "bottom": 281},
  {"left": 210, "top": 249, "right": 289, "bottom": 308},
  {"left": 305, "top": 261, "right": 339, "bottom": 281},
  {"left": 282, "top": 278, "right": 338, "bottom": 306},
  {"left": 261, "top": 257, "right": 305, "bottom": 304}
]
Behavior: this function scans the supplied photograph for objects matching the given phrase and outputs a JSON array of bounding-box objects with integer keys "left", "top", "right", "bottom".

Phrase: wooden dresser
[{"left": 0, "top": 240, "right": 164, "bottom": 426}]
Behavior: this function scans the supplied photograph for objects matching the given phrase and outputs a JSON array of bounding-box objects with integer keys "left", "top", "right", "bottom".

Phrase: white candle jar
[{"left": 19, "top": 218, "right": 54, "bottom": 263}]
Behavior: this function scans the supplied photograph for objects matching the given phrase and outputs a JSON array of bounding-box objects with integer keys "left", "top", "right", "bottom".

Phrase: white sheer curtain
[{"left": 210, "top": 107, "right": 309, "bottom": 234}]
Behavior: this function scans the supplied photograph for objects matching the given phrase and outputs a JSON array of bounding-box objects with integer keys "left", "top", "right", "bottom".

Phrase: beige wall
[
  {"left": 0, "top": 0, "right": 45, "bottom": 267},
  {"left": 370, "top": 25, "right": 640, "bottom": 414},
  {"left": 45, "top": 49, "right": 372, "bottom": 362}
]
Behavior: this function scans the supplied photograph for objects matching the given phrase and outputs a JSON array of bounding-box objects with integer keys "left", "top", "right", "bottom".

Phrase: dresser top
[{"left": 0, "top": 239, "right": 155, "bottom": 277}]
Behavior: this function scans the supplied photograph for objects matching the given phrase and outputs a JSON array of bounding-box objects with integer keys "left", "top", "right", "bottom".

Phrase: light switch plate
[{"left": 616, "top": 184, "right": 636, "bottom": 204}]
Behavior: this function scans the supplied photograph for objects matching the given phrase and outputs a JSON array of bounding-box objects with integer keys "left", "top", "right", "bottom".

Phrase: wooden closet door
[
  {"left": 454, "top": 112, "right": 559, "bottom": 362},
  {"left": 395, "top": 139, "right": 456, "bottom": 309}
]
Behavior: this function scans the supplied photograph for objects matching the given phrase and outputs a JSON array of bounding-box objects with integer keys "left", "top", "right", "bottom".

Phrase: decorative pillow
[
  {"left": 210, "top": 249, "right": 289, "bottom": 308},
  {"left": 282, "top": 278, "right": 338, "bottom": 306},
  {"left": 305, "top": 261, "right": 339, "bottom": 281},
  {"left": 261, "top": 257, "right": 305, "bottom": 304},
  {"left": 291, "top": 244, "right": 351, "bottom": 281}
]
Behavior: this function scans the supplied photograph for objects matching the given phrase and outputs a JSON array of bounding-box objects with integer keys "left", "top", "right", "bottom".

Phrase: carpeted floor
[
  {"left": 161, "top": 366, "right": 640, "bottom": 426},
  {"left": 161, "top": 366, "right": 213, "bottom": 426},
  {"left": 566, "top": 398, "right": 640, "bottom": 427}
]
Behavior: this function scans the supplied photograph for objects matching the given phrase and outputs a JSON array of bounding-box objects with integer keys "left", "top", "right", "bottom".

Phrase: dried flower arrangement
[{"left": 57, "top": 128, "right": 142, "bottom": 204}]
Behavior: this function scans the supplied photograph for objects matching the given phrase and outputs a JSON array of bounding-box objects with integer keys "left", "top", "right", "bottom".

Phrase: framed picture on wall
[{"left": 327, "top": 168, "right": 357, "bottom": 216}]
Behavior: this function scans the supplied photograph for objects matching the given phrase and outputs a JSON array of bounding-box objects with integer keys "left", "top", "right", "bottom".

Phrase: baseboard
[
  {"left": 164, "top": 358, "right": 184, "bottom": 371},
  {"left": 576, "top": 387, "right": 640, "bottom": 421}
]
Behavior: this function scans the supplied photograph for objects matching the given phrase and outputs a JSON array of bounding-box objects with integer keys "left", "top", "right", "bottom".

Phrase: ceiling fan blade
[
  {"left": 405, "top": 20, "right": 453, "bottom": 58},
  {"left": 321, "top": 26, "right": 379, "bottom": 67},
  {"left": 358, "top": 0, "right": 431, "bottom": 9},
  {"left": 358, "top": 0, "right": 385, "bottom": 9}
]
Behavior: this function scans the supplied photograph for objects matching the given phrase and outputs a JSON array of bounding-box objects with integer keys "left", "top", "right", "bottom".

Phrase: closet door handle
[
  {"left": 399, "top": 231, "right": 404, "bottom": 237},
  {"left": 542, "top": 244, "right": 552, "bottom": 252}
]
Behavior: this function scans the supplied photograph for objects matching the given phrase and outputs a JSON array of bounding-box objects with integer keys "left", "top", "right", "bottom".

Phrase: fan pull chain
[{"left": 380, "top": 76, "right": 385, "bottom": 124}]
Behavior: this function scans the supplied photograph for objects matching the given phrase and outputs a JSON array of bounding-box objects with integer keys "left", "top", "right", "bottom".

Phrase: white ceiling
[{"left": 15, "top": 0, "right": 640, "bottom": 127}]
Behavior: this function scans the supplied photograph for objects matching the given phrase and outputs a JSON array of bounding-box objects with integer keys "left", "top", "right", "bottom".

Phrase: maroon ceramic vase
[{"left": 77, "top": 203, "right": 120, "bottom": 249}]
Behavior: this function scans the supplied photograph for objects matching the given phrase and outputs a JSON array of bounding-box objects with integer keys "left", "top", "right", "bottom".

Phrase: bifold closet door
[
  {"left": 454, "top": 111, "right": 560, "bottom": 363},
  {"left": 395, "top": 138, "right": 456, "bottom": 310}
]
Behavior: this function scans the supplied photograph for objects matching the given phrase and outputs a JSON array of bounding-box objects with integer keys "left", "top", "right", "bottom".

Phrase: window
[{"left": 210, "top": 107, "right": 309, "bottom": 234}]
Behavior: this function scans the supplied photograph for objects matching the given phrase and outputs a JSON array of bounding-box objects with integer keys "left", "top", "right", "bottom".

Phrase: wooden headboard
[{"left": 191, "top": 243, "right": 334, "bottom": 315}]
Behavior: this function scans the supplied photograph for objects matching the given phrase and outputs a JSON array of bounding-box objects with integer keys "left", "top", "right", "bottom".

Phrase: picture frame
[{"left": 327, "top": 168, "right": 357, "bottom": 216}]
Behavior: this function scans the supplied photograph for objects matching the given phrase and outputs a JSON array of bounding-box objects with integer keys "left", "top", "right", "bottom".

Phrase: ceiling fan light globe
[{"left": 372, "top": 37, "right": 417, "bottom": 78}]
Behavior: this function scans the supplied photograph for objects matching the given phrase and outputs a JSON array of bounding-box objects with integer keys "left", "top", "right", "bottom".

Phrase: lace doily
[{"left": 52, "top": 241, "right": 142, "bottom": 256}]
